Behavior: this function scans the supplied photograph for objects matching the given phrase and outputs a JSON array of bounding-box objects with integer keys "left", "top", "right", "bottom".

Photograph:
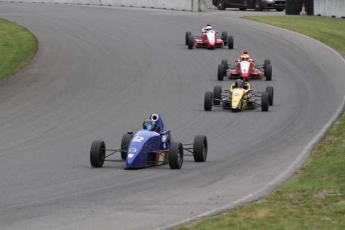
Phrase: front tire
[
  {"left": 218, "top": 64, "right": 225, "bottom": 81},
  {"left": 169, "top": 142, "right": 183, "bottom": 169},
  {"left": 265, "top": 64, "right": 272, "bottom": 81},
  {"left": 188, "top": 35, "right": 194, "bottom": 49},
  {"left": 264, "top": 59, "right": 271, "bottom": 71},
  {"left": 121, "top": 133, "right": 133, "bottom": 160},
  {"left": 221, "top": 31, "right": 228, "bottom": 45},
  {"left": 193, "top": 135, "right": 208, "bottom": 162},
  {"left": 213, "top": 85, "right": 222, "bottom": 105},
  {"left": 227, "top": 36, "right": 234, "bottom": 49},
  {"left": 261, "top": 92, "right": 269, "bottom": 111},
  {"left": 90, "top": 140, "right": 106, "bottom": 168},
  {"left": 204, "top": 91, "right": 213, "bottom": 111},
  {"left": 266, "top": 86, "right": 274, "bottom": 106},
  {"left": 185, "top": 31, "right": 191, "bottom": 45},
  {"left": 221, "top": 59, "right": 228, "bottom": 73}
]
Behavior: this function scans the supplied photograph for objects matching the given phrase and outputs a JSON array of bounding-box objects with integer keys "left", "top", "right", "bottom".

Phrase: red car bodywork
[
  {"left": 228, "top": 61, "right": 264, "bottom": 81},
  {"left": 194, "top": 31, "right": 224, "bottom": 49},
  {"left": 186, "top": 30, "right": 233, "bottom": 50}
]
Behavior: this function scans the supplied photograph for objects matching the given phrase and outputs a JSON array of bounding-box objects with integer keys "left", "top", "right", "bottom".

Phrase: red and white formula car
[
  {"left": 185, "top": 24, "right": 234, "bottom": 50},
  {"left": 218, "top": 52, "right": 272, "bottom": 81}
]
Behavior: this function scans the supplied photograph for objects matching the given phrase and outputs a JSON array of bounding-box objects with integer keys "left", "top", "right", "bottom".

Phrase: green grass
[
  {"left": 0, "top": 18, "right": 38, "bottom": 81},
  {"left": 245, "top": 16, "right": 345, "bottom": 56},
  {"left": 176, "top": 16, "right": 345, "bottom": 230}
]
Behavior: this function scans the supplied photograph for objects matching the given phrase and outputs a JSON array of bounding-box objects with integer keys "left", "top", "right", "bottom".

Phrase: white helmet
[{"left": 205, "top": 26, "right": 213, "bottom": 32}]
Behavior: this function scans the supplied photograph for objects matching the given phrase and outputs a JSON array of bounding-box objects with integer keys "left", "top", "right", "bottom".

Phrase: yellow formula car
[{"left": 204, "top": 79, "right": 274, "bottom": 112}]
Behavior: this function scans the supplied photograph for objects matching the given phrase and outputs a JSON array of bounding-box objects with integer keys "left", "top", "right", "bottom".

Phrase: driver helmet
[
  {"left": 234, "top": 79, "right": 244, "bottom": 89},
  {"left": 205, "top": 26, "right": 213, "bottom": 32},
  {"left": 241, "top": 54, "right": 250, "bottom": 61},
  {"left": 143, "top": 119, "right": 156, "bottom": 131},
  {"left": 243, "top": 50, "right": 249, "bottom": 54},
  {"left": 238, "top": 76, "right": 245, "bottom": 81}
]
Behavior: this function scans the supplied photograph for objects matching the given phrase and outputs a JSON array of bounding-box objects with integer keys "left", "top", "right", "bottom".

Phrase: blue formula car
[{"left": 90, "top": 113, "right": 208, "bottom": 169}]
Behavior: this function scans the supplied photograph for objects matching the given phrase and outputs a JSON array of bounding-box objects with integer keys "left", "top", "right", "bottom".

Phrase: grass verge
[
  {"left": 176, "top": 16, "right": 345, "bottom": 230},
  {"left": 0, "top": 18, "right": 38, "bottom": 81}
]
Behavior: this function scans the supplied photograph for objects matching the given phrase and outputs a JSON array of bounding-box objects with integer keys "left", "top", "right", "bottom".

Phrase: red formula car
[
  {"left": 218, "top": 53, "right": 272, "bottom": 81},
  {"left": 185, "top": 24, "right": 234, "bottom": 50}
]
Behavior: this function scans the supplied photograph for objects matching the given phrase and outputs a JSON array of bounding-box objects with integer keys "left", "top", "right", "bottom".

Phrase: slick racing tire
[
  {"left": 188, "top": 35, "right": 194, "bottom": 49},
  {"left": 265, "top": 64, "right": 272, "bottom": 81},
  {"left": 264, "top": 59, "right": 270, "bottom": 71},
  {"left": 221, "top": 31, "right": 228, "bottom": 45},
  {"left": 221, "top": 59, "right": 228, "bottom": 72},
  {"left": 204, "top": 91, "right": 213, "bottom": 111},
  {"left": 169, "top": 142, "right": 183, "bottom": 169},
  {"left": 90, "top": 140, "right": 106, "bottom": 168},
  {"left": 121, "top": 133, "right": 133, "bottom": 160},
  {"left": 218, "top": 64, "right": 225, "bottom": 81},
  {"left": 266, "top": 86, "right": 274, "bottom": 106},
  {"left": 227, "top": 36, "right": 234, "bottom": 49},
  {"left": 261, "top": 92, "right": 269, "bottom": 111},
  {"left": 193, "top": 135, "right": 208, "bottom": 162},
  {"left": 185, "top": 32, "right": 191, "bottom": 45},
  {"left": 213, "top": 85, "right": 222, "bottom": 105}
]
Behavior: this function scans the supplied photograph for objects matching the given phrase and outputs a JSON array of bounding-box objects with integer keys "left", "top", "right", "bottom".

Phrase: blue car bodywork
[{"left": 90, "top": 113, "right": 208, "bottom": 170}]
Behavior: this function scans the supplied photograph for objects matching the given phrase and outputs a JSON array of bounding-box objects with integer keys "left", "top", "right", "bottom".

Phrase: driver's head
[
  {"left": 234, "top": 79, "right": 244, "bottom": 88},
  {"left": 143, "top": 119, "right": 156, "bottom": 131},
  {"left": 205, "top": 26, "right": 212, "bottom": 32},
  {"left": 238, "top": 76, "right": 245, "bottom": 82},
  {"left": 241, "top": 54, "right": 250, "bottom": 61},
  {"left": 243, "top": 50, "right": 248, "bottom": 54}
]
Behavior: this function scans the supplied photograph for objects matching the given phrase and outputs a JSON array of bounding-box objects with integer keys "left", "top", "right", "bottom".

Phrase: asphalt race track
[{"left": 1, "top": 4, "right": 345, "bottom": 230}]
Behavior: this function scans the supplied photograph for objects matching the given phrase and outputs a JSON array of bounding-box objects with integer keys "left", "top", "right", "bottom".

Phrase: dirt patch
[
  {"left": 314, "top": 190, "right": 342, "bottom": 199},
  {"left": 253, "top": 209, "right": 270, "bottom": 219},
  {"left": 337, "top": 200, "right": 345, "bottom": 205}
]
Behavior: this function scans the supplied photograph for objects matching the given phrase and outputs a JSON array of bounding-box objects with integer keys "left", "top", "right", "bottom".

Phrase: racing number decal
[{"left": 133, "top": 136, "right": 144, "bottom": 143}]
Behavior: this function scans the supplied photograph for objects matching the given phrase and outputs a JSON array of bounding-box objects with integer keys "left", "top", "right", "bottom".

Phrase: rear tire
[
  {"left": 266, "top": 86, "right": 274, "bottom": 106},
  {"left": 193, "top": 135, "right": 208, "bottom": 162},
  {"left": 261, "top": 92, "right": 269, "bottom": 111},
  {"left": 90, "top": 140, "right": 106, "bottom": 168},
  {"left": 185, "top": 31, "right": 191, "bottom": 45},
  {"left": 169, "top": 142, "right": 183, "bottom": 169},
  {"left": 204, "top": 92, "right": 213, "bottom": 111},
  {"left": 188, "top": 35, "right": 193, "bottom": 49},
  {"left": 121, "top": 133, "right": 133, "bottom": 160},
  {"left": 213, "top": 85, "right": 222, "bottom": 105},
  {"left": 218, "top": 64, "right": 225, "bottom": 81},
  {"left": 227, "top": 36, "right": 234, "bottom": 49},
  {"left": 265, "top": 64, "right": 272, "bottom": 81}
]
